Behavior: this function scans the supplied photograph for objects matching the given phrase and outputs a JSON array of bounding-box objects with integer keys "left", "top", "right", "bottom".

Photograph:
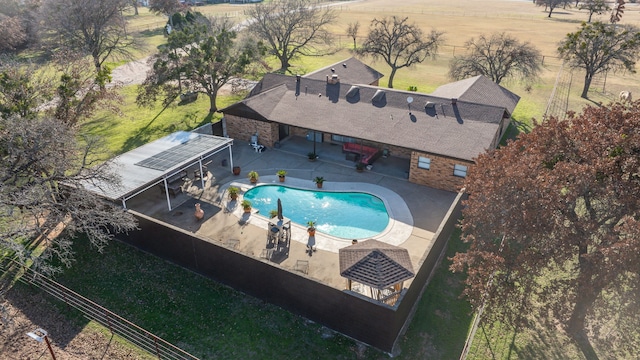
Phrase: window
[
  {"left": 454, "top": 164, "right": 468, "bottom": 178},
  {"left": 331, "top": 135, "right": 356, "bottom": 143},
  {"left": 418, "top": 156, "right": 431, "bottom": 170}
]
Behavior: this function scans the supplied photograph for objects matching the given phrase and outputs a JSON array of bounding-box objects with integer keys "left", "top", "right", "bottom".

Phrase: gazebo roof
[{"left": 339, "top": 239, "right": 415, "bottom": 289}]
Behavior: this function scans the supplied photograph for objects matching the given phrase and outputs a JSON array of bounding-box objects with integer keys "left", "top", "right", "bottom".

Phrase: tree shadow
[{"left": 119, "top": 98, "right": 176, "bottom": 153}]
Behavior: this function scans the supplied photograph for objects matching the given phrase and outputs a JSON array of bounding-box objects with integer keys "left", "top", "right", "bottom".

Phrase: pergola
[
  {"left": 82, "top": 131, "right": 234, "bottom": 210},
  {"left": 339, "top": 239, "right": 415, "bottom": 305}
]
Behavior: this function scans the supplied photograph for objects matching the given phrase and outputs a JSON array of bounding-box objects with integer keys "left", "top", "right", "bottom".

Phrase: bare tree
[
  {"left": 449, "top": 32, "right": 541, "bottom": 85},
  {"left": 558, "top": 21, "right": 640, "bottom": 98},
  {"left": 0, "top": 0, "right": 40, "bottom": 52},
  {"left": 245, "top": 0, "right": 336, "bottom": 72},
  {"left": 535, "top": 0, "right": 573, "bottom": 17},
  {"left": 579, "top": 0, "right": 610, "bottom": 22},
  {"left": 39, "top": 0, "right": 135, "bottom": 79},
  {"left": 358, "top": 16, "right": 444, "bottom": 88},
  {"left": 347, "top": 21, "right": 360, "bottom": 50}
]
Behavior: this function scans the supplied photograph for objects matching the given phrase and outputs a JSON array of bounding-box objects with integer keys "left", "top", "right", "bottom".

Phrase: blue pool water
[{"left": 243, "top": 185, "right": 389, "bottom": 239}]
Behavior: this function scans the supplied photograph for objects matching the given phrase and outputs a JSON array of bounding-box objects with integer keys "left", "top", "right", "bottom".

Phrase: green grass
[
  {"left": 52, "top": 237, "right": 382, "bottom": 359},
  {"left": 81, "top": 86, "right": 244, "bottom": 156},
  {"left": 49, "top": 230, "right": 474, "bottom": 359},
  {"left": 395, "top": 228, "right": 473, "bottom": 359}
]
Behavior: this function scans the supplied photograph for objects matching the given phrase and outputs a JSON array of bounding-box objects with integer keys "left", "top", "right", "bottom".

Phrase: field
[{"left": 4, "top": 0, "right": 640, "bottom": 359}]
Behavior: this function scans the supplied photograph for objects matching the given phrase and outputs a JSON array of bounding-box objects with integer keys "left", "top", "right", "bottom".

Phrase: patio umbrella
[{"left": 277, "top": 198, "right": 283, "bottom": 220}]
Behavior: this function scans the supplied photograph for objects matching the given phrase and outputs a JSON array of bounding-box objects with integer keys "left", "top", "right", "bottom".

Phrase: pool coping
[{"left": 219, "top": 176, "right": 414, "bottom": 253}]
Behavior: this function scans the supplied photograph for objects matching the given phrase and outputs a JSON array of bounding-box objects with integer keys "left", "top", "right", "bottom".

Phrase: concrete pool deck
[
  {"left": 125, "top": 138, "right": 458, "bottom": 290},
  {"left": 224, "top": 176, "right": 414, "bottom": 253}
]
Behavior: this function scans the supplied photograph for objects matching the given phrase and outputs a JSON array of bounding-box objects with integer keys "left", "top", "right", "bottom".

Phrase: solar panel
[{"left": 135, "top": 135, "right": 219, "bottom": 171}]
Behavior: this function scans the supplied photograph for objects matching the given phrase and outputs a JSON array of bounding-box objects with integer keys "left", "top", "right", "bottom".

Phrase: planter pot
[
  {"left": 194, "top": 203, "right": 204, "bottom": 220},
  {"left": 250, "top": 178, "right": 258, "bottom": 184},
  {"left": 230, "top": 194, "right": 238, "bottom": 201},
  {"left": 356, "top": 168, "right": 364, "bottom": 173},
  {"left": 308, "top": 229, "right": 316, "bottom": 236},
  {"left": 233, "top": 166, "right": 241, "bottom": 175},
  {"left": 243, "top": 207, "right": 251, "bottom": 213},
  {"left": 279, "top": 176, "right": 285, "bottom": 182},
  {"left": 316, "top": 183, "right": 323, "bottom": 189}
]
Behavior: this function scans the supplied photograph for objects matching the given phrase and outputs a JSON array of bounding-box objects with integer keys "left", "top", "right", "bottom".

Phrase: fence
[{"left": 1, "top": 259, "right": 199, "bottom": 360}]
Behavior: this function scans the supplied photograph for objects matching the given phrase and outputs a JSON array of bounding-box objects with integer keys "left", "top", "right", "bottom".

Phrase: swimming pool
[{"left": 243, "top": 185, "right": 389, "bottom": 239}]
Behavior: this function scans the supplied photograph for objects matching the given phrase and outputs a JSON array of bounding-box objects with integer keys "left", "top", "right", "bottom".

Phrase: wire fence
[{"left": 1, "top": 259, "right": 200, "bottom": 360}]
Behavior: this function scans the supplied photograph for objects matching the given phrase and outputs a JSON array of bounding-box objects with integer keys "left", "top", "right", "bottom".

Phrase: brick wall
[
  {"left": 408, "top": 152, "right": 471, "bottom": 192},
  {"left": 225, "top": 115, "right": 278, "bottom": 147}
]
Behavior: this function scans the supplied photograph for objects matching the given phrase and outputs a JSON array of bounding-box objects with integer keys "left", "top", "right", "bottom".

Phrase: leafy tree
[
  {"left": 451, "top": 101, "right": 640, "bottom": 359},
  {"left": 39, "top": 0, "right": 135, "bottom": 80},
  {"left": 358, "top": 16, "right": 444, "bottom": 89},
  {"left": 138, "top": 16, "right": 262, "bottom": 113},
  {"left": 579, "top": 0, "right": 610, "bottom": 22},
  {"left": 558, "top": 21, "right": 640, "bottom": 98},
  {"left": 347, "top": 21, "right": 360, "bottom": 50},
  {"left": 535, "top": 0, "right": 573, "bottom": 17},
  {"left": 449, "top": 32, "right": 541, "bottom": 85},
  {"left": 245, "top": 0, "right": 336, "bottom": 72},
  {"left": 149, "top": 0, "right": 189, "bottom": 29},
  {"left": 0, "top": 62, "right": 51, "bottom": 119}
]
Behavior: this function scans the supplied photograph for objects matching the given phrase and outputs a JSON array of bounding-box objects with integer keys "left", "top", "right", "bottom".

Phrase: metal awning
[{"left": 82, "top": 131, "right": 234, "bottom": 210}]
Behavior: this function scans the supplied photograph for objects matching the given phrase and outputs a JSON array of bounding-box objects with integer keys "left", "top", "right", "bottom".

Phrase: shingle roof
[
  {"left": 303, "top": 57, "right": 384, "bottom": 85},
  {"left": 430, "top": 75, "right": 520, "bottom": 116},
  {"left": 339, "top": 239, "right": 415, "bottom": 289},
  {"left": 222, "top": 74, "right": 509, "bottom": 161}
]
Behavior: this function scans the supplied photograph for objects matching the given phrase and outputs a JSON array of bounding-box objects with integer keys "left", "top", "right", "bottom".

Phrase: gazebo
[{"left": 339, "top": 239, "right": 415, "bottom": 305}]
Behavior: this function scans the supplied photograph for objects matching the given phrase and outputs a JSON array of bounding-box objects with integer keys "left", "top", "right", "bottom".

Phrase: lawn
[
  {"left": 50, "top": 231, "right": 472, "bottom": 359},
  {"left": 12, "top": 1, "right": 640, "bottom": 359}
]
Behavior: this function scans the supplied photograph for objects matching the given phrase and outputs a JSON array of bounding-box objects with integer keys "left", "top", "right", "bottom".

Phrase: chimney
[
  {"left": 451, "top": 98, "right": 457, "bottom": 105},
  {"left": 295, "top": 74, "right": 301, "bottom": 97}
]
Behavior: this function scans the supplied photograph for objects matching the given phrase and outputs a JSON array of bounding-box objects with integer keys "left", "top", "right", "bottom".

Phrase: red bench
[{"left": 342, "top": 143, "right": 381, "bottom": 165}]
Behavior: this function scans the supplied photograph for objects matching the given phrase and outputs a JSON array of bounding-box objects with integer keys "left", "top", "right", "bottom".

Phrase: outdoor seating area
[
  {"left": 342, "top": 142, "right": 382, "bottom": 165},
  {"left": 159, "top": 171, "right": 187, "bottom": 197}
]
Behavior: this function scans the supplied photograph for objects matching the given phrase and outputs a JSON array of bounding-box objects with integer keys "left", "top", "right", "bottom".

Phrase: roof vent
[
  {"left": 346, "top": 86, "right": 359, "bottom": 98},
  {"left": 342, "top": 63, "right": 347, "bottom": 68},
  {"left": 371, "top": 89, "right": 386, "bottom": 103},
  {"left": 331, "top": 68, "right": 335, "bottom": 72}
]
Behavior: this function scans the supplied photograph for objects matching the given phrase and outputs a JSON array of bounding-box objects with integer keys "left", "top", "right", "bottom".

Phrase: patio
[{"left": 123, "top": 137, "right": 457, "bottom": 291}]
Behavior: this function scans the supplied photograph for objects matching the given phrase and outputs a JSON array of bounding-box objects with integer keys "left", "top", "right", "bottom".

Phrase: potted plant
[
  {"left": 247, "top": 170, "right": 259, "bottom": 184},
  {"left": 356, "top": 162, "right": 366, "bottom": 172},
  {"left": 232, "top": 166, "right": 241, "bottom": 176},
  {"left": 307, "top": 152, "right": 318, "bottom": 161},
  {"left": 241, "top": 199, "right": 252, "bottom": 213},
  {"left": 277, "top": 169, "right": 287, "bottom": 182},
  {"left": 228, "top": 186, "right": 240, "bottom": 200},
  {"left": 313, "top": 176, "right": 325, "bottom": 188},
  {"left": 269, "top": 209, "right": 278, "bottom": 218},
  {"left": 307, "top": 220, "right": 316, "bottom": 236}
]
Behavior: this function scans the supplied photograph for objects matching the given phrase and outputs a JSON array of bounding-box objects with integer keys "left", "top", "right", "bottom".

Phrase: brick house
[{"left": 220, "top": 57, "right": 519, "bottom": 192}]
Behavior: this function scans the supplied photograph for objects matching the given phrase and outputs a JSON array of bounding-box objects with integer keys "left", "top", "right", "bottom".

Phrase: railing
[{"left": 1, "top": 259, "right": 200, "bottom": 360}]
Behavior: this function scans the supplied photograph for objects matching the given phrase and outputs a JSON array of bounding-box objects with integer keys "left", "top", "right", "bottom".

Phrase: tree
[
  {"left": 137, "top": 16, "right": 262, "bottom": 113},
  {"left": 0, "top": 60, "right": 136, "bottom": 274},
  {"left": 347, "top": 21, "right": 360, "bottom": 50},
  {"left": 0, "top": 0, "right": 40, "bottom": 52},
  {"left": 358, "top": 16, "right": 444, "bottom": 89},
  {"left": 448, "top": 32, "right": 541, "bottom": 85},
  {"left": 451, "top": 101, "right": 640, "bottom": 359},
  {"left": 535, "top": 0, "right": 573, "bottom": 17},
  {"left": 149, "top": 0, "right": 189, "bottom": 29},
  {"left": 579, "top": 0, "right": 610, "bottom": 22},
  {"left": 0, "top": 114, "right": 138, "bottom": 275},
  {"left": 245, "top": 0, "right": 336, "bottom": 72},
  {"left": 39, "top": 0, "right": 135, "bottom": 79},
  {"left": 558, "top": 21, "right": 640, "bottom": 98}
]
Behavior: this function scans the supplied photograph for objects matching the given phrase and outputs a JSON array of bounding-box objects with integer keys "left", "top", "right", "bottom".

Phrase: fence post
[
  {"left": 154, "top": 336, "right": 161, "bottom": 359},
  {"left": 104, "top": 309, "right": 113, "bottom": 334}
]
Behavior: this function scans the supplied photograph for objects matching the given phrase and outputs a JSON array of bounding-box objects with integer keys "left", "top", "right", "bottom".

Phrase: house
[{"left": 221, "top": 57, "right": 519, "bottom": 192}]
